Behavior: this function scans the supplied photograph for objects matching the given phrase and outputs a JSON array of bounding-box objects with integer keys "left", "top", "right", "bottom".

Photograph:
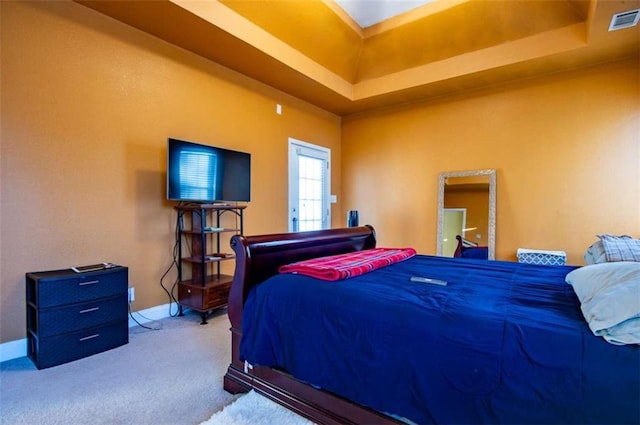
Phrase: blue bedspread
[{"left": 240, "top": 255, "right": 640, "bottom": 424}]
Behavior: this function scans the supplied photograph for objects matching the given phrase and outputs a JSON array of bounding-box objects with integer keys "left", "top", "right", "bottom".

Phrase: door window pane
[{"left": 298, "top": 155, "right": 324, "bottom": 231}]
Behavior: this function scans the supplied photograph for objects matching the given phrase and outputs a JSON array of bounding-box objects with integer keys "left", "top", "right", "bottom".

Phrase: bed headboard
[{"left": 227, "top": 225, "right": 376, "bottom": 328}]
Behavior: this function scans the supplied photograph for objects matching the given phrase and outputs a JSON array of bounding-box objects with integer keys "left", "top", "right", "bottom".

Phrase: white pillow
[
  {"left": 583, "top": 240, "right": 606, "bottom": 265},
  {"left": 566, "top": 262, "right": 640, "bottom": 345}
]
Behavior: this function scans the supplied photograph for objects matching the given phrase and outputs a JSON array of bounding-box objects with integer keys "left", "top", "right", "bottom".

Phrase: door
[
  {"left": 288, "top": 139, "right": 331, "bottom": 232},
  {"left": 443, "top": 208, "right": 466, "bottom": 257}
]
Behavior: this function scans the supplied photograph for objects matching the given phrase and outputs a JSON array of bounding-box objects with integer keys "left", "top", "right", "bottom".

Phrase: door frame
[{"left": 288, "top": 138, "right": 331, "bottom": 232}]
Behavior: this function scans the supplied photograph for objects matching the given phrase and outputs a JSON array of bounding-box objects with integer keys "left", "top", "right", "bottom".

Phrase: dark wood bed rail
[{"left": 223, "top": 225, "right": 402, "bottom": 425}]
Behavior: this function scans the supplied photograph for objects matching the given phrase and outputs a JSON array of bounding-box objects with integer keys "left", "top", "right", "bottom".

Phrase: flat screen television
[{"left": 166, "top": 138, "right": 251, "bottom": 203}]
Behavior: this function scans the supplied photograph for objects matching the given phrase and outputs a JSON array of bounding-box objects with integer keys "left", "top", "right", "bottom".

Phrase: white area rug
[{"left": 201, "top": 390, "right": 315, "bottom": 425}]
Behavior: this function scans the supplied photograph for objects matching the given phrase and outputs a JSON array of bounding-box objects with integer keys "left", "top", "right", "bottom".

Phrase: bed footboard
[{"left": 222, "top": 225, "right": 401, "bottom": 424}]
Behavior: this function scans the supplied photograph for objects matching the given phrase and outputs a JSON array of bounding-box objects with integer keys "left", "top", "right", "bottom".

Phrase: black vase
[{"left": 347, "top": 210, "right": 359, "bottom": 227}]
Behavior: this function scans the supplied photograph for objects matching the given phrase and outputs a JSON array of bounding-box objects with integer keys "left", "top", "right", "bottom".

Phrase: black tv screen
[{"left": 166, "top": 138, "right": 251, "bottom": 203}]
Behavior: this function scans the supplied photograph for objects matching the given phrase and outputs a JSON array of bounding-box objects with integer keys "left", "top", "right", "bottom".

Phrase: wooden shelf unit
[{"left": 174, "top": 204, "right": 245, "bottom": 324}]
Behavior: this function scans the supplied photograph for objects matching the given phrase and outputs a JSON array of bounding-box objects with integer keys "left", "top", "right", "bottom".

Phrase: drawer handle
[
  {"left": 79, "top": 334, "right": 100, "bottom": 342},
  {"left": 79, "top": 307, "right": 100, "bottom": 314},
  {"left": 79, "top": 280, "right": 99, "bottom": 286}
]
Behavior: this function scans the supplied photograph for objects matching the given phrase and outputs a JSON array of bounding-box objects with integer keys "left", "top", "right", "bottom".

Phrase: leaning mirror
[{"left": 437, "top": 169, "right": 496, "bottom": 260}]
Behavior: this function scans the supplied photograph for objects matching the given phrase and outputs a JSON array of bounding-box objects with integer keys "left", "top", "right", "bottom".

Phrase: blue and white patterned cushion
[{"left": 517, "top": 248, "right": 567, "bottom": 266}]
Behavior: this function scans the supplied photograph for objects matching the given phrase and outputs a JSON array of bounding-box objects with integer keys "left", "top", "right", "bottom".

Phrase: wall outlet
[{"left": 128, "top": 287, "right": 135, "bottom": 303}]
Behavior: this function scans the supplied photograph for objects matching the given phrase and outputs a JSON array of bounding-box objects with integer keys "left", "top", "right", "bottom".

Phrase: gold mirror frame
[{"left": 437, "top": 169, "right": 496, "bottom": 260}]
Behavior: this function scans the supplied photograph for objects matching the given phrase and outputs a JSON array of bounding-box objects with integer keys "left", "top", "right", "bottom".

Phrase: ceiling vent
[{"left": 609, "top": 9, "right": 640, "bottom": 31}]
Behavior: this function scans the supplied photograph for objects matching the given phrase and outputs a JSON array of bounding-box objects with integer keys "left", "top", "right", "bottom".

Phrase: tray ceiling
[{"left": 75, "top": 0, "right": 640, "bottom": 115}]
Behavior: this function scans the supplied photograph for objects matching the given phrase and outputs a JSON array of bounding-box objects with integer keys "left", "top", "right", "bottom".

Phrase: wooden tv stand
[{"left": 174, "top": 204, "right": 245, "bottom": 324}]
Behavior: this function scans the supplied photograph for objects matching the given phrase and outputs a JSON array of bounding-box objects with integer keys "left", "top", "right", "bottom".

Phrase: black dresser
[{"left": 25, "top": 266, "right": 129, "bottom": 369}]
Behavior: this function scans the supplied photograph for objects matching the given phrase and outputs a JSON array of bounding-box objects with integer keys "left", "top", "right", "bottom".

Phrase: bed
[{"left": 223, "top": 226, "right": 640, "bottom": 424}]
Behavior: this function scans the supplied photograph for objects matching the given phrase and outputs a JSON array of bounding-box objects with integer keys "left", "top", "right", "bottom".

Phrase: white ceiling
[{"left": 334, "top": 0, "right": 437, "bottom": 27}]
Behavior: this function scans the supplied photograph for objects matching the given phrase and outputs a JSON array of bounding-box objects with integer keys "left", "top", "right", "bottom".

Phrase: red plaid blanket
[{"left": 278, "top": 247, "right": 417, "bottom": 281}]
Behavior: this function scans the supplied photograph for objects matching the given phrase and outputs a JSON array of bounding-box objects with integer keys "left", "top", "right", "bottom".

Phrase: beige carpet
[
  {"left": 0, "top": 309, "right": 238, "bottom": 425},
  {"left": 201, "top": 390, "right": 315, "bottom": 425}
]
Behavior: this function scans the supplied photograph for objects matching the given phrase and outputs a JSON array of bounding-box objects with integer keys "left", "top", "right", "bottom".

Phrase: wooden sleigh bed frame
[
  {"left": 222, "top": 226, "right": 640, "bottom": 424},
  {"left": 222, "top": 225, "right": 401, "bottom": 424}
]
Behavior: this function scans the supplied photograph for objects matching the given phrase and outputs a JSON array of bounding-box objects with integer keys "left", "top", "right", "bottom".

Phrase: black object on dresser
[{"left": 25, "top": 266, "right": 129, "bottom": 369}]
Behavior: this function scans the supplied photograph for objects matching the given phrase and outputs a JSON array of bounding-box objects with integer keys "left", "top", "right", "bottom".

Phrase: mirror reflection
[{"left": 437, "top": 169, "right": 496, "bottom": 260}]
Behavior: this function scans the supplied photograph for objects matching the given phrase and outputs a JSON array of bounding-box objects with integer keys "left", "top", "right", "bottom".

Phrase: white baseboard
[
  {"left": 127, "top": 303, "right": 174, "bottom": 327},
  {"left": 0, "top": 339, "right": 28, "bottom": 364},
  {"left": 0, "top": 303, "right": 174, "bottom": 364}
]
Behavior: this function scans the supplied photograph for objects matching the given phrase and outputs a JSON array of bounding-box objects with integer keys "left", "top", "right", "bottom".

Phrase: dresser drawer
[
  {"left": 27, "top": 267, "right": 128, "bottom": 308},
  {"left": 204, "top": 284, "right": 230, "bottom": 308},
  {"left": 33, "top": 294, "right": 128, "bottom": 337},
  {"left": 178, "top": 280, "right": 230, "bottom": 311},
  {"left": 27, "top": 320, "right": 128, "bottom": 369}
]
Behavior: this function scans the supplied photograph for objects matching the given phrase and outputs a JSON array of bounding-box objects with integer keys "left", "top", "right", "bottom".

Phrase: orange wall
[
  {"left": 342, "top": 58, "right": 639, "bottom": 263},
  {"left": 0, "top": 1, "right": 341, "bottom": 343},
  {"left": 2, "top": 2, "right": 639, "bottom": 347}
]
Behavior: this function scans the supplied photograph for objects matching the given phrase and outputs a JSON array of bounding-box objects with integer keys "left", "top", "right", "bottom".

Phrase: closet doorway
[{"left": 442, "top": 208, "right": 466, "bottom": 257}]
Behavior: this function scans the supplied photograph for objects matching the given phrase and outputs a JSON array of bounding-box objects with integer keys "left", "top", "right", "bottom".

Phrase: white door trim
[{"left": 288, "top": 138, "right": 331, "bottom": 232}]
